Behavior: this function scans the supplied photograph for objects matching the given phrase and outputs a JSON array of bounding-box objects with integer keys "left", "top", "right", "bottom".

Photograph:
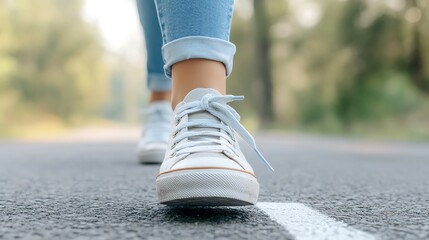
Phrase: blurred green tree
[
  {"left": 253, "top": 0, "right": 275, "bottom": 126},
  {"left": 231, "top": 0, "right": 429, "bottom": 137},
  {"left": 408, "top": 0, "right": 429, "bottom": 93},
  {"left": 0, "top": 0, "right": 106, "bottom": 132}
]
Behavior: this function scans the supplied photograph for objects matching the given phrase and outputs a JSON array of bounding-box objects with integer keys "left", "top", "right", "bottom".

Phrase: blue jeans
[{"left": 136, "top": 0, "right": 235, "bottom": 91}]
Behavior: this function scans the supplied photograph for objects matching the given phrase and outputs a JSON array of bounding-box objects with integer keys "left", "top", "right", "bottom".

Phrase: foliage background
[{"left": 0, "top": 0, "right": 428, "bottom": 139}]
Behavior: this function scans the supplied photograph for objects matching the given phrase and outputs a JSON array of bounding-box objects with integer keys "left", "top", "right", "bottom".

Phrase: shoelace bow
[{"left": 172, "top": 94, "right": 274, "bottom": 171}]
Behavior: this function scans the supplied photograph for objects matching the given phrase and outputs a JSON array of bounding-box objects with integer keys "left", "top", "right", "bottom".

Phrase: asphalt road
[{"left": 1, "top": 133, "right": 428, "bottom": 239}]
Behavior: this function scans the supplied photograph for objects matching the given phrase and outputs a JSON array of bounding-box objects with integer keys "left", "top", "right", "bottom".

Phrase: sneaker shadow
[
  {"left": 155, "top": 206, "right": 256, "bottom": 224},
  {"left": 139, "top": 162, "right": 162, "bottom": 165}
]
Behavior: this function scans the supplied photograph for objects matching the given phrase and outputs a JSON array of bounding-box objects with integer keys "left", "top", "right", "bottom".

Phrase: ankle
[
  {"left": 171, "top": 59, "right": 226, "bottom": 108},
  {"left": 150, "top": 91, "right": 171, "bottom": 103}
]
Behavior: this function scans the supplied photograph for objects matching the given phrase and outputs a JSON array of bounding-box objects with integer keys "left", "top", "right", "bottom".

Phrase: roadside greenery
[
  {"left": 0, "top": 0, "right": 107, "bottom": 137},
  {"left": 0, "top": 0, "right": 428, "bottom": 139},
  {"left": 231, "top": 0, "right": 429, "bottom": 138}
]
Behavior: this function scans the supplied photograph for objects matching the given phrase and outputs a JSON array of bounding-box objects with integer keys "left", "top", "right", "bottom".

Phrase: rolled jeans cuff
[
  {"left": 162, "top": 36, "right": 236, "bottom": 78},
  {"left": 147, "top": 73, "right": 172, "bottom": 91}
]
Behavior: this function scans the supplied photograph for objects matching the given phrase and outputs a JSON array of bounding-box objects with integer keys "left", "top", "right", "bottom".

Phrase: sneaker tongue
[
  {"left": 183, "top": 88, "right": 222, "bottom": 102},
  {"left": 181, "top": 88, "right": 225, "bottom": 159},
  {"left": 148, "top": 100, "right": 171, "bottom": 112}
]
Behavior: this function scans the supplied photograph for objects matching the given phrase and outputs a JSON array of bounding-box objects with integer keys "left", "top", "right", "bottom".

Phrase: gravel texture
[{"left": 1, "top": 135, "right": 428, "bottom": 239}]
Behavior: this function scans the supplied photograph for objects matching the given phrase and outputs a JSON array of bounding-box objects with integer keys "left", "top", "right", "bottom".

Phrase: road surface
[{"left": 1, "top": 132, "right": 428, "bottom": 239}]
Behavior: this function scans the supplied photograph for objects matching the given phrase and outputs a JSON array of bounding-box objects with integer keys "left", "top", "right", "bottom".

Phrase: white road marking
[{"left": 257, "top": 202, "right": 376, "bottom": 240}]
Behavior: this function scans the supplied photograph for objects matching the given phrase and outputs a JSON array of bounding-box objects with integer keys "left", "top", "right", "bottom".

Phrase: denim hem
[
  {"left": 162, "top": 36, "right": 236, "bottom": 78},
  {"left": 147, "top": 73, "right": 172, "bottom": 91}
]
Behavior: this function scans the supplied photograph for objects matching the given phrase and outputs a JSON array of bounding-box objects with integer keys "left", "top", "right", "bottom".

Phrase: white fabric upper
[
  {"left": 160, "top": 88, "right": 273, "bottom": 174},
  {"left": 138, "top": 101, "right": 173, "bottom": 152}
]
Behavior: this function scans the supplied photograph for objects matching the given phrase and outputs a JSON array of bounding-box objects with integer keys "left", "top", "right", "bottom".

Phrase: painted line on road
[{"left": 257, "top": 202, "right": 376, "bottom": 240}]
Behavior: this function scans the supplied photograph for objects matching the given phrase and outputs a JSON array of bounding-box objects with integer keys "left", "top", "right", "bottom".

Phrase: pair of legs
[{"left": 136, "top": 0, "right": 231, "bottom": 108}]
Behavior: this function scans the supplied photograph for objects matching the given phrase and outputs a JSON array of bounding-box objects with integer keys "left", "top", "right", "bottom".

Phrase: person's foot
[
  {"left": 137, "top": 101, "right": 173, "bottom": 164},
  {"left": 156, "top": 88, "right": 273, "bottom": 206}
]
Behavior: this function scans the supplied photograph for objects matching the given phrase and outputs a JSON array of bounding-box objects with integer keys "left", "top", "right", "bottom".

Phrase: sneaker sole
[
  {"left": 156, "top": 168, "right": 259, "bottom": 206},
  {"left": 138, "top": 149, "right": 165, "bottom": 164}
]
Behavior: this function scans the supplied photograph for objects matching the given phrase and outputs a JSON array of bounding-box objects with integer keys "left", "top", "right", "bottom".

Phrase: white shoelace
[{"left": 171, "top": 94, "right": 274, "bottom": 171}]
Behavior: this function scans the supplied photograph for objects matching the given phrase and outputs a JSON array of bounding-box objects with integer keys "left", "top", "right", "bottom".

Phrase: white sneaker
[
  {"left": 137, "top": 101, "right": 173, "bottom": 164},
  {"left": 156, "top": 88, "right": 273, "bottom": 206}
]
